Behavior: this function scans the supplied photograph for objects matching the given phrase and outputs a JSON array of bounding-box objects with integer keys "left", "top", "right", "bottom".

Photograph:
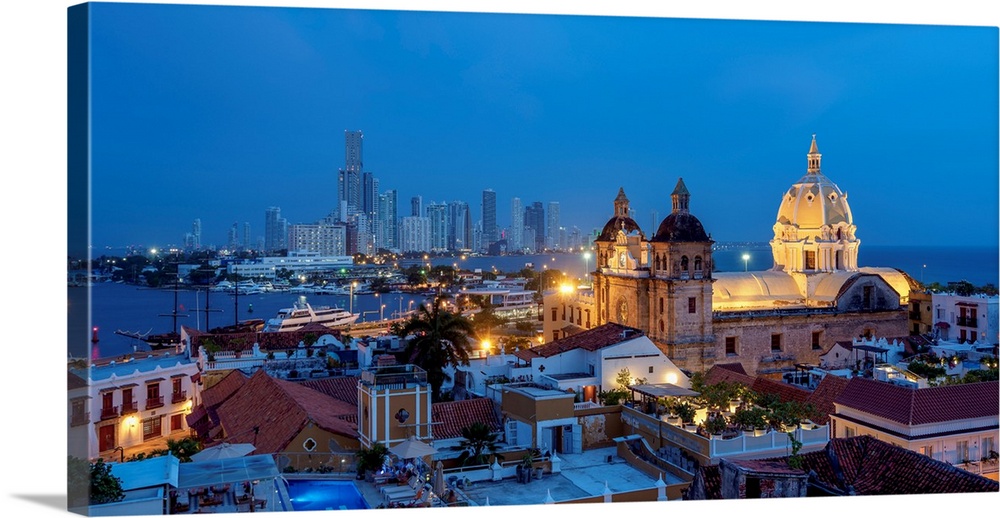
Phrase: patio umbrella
[
  {"left": 433, "top": 461, "right": 445, "bottom": 495},
  {"left": 191, "top": 442, "right": 256, "bottom": 462},
  {"left": 389, "top": 436, "right": 438, "bottom": 460}
]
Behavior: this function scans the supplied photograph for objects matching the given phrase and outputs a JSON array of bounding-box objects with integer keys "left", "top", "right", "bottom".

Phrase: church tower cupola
[
  {"left": 614, "top": 187, "right": 630, "bottom": 217},
  {"left": 807, "top": 134, "right": 822, "bottom": 174},
  {"left": 671, "top": 178, "right": 690, "bottom": 214}
]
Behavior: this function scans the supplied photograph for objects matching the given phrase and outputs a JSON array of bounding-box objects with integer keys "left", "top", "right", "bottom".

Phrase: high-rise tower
[
  {"left": 337, "top": 130, "right": 364, "bottom": 219},
  {"left": 510, "top": 197, "right": 523, "bottom": 252},
  {"left": 482, "top": 189, "right": 497, "bottom": 252}
]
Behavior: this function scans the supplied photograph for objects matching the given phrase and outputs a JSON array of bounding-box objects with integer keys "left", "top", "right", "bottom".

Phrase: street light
[
  {"left": 349, "top": 281, "right": 358, "bottom": 315},
  {"left": 380, "top": 304, "right": 386, "bottom": 321},
  {"left": 583, "top": 251, "right": 592, "bottom": 286},
  {"left": 742, "top": 253, "right": 750, "bottom": 272}
]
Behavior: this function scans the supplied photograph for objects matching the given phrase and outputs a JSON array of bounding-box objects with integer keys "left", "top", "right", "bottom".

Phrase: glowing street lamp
[
  {"left": 349, "top": 281, "right": 358, "bottom": 315},
  {"left": 380, "top": 304, "right": 386, "bottom": 321},
  {"left": 583, "top": 251, "right": 592, "bottom": 285},
  {"left": 742, "top": 253, "right": 750, "bottom": 272}
]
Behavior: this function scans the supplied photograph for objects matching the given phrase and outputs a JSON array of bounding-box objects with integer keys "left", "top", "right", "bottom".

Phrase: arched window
[
  {"left": 694, "top": 256, "right": 702, "bottom": 271},
  {"left": 680, "top": 256, "right": 689, "bottom": 270},
  {"left": 654, "top": 255, "right": 661, "bottom": 271},
  {"left": 659, "top": 319, "right": 664, "bottom": 333}
]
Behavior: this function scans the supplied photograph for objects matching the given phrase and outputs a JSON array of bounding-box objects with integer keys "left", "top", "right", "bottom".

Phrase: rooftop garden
[{"left": 652, "top": 373, "right": 822, "bottom": 439}]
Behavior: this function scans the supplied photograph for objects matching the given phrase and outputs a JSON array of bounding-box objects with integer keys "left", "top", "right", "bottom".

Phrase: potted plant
[
  {"left": 673, "top": 401, "right": 697, "bottom": 425},
  {"left": 704, "top": 413, "right": 728, "bottom": 438},
  {"left": 355, "top": 442, "right": 389, "bottom": 481}
]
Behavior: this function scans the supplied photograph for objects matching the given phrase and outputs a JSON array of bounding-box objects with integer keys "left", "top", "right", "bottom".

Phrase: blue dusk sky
[{"left": 86, "top": 3, "right": 999, "bottom": 251}]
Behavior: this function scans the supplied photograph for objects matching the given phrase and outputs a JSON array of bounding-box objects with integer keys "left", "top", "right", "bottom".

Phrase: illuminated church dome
[
  {"left": 775, "top": 136, "right": 854, "bottom": 231},
  {"left": 770, "top": 135, "right": 860, "bottom": 273},
  {"left": 651, "top": 178, "right": 710, "bottom": 242}
]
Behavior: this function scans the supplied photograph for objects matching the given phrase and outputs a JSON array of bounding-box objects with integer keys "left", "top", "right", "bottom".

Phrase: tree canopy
[{"left": 397, "top": 295, "right": 475, "bottom": 401}]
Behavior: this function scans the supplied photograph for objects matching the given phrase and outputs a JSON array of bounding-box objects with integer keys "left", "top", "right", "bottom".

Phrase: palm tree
[
  {"left": 456, "top": 422, "right": 503, "bottom": 466},
  {"left": 397, "top": 294, "right": 475, "bottom": 401}
]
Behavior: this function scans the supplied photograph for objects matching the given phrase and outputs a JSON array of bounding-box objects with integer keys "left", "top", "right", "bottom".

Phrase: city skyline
[{"left": 86, "top": 4, "right": 997, "bottom": 254}]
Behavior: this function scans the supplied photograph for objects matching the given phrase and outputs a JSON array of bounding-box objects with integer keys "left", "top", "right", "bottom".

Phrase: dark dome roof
[
  {"left": 595, "top": 216, "right": 644, "bottom": 242},
  {"left": 651, "top": 213, "right": 710, "bottom": 242}
]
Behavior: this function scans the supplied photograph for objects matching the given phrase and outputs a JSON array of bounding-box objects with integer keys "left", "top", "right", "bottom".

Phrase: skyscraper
[
  {"left": 400, "top": 216, "right": 431, "bottom": 253},
  {"left": 362, "top": 172, "right": 379, "bottom": 252},
  {"left": 510, "top": 197, "right": 523, "bottom": 252},
  {"left": 228, "top": 222, "right": 239, "bottom": 250},
  {"left": 337, "top": 130, "right": 364, "bottom": 219},
  {"left": 525, "top": 201, "right": 544, "bottom": 252},
  {"left": 191, "top": 218, "right": 202, "bottom": 249},
  {"left": 482, "top": 189, "right": 497, "bottom": 252},
  {"left": 378, "top": 190, "right": 398, "bottom": 251},
  {"left": 411, "top": 195, "right": 423, "bottom": 217},
  {"left": 547, "top": 201, "right": 560, "bottom": 251},
  {"left": 243, "top": 222, "right": 252, "bottom": 250},
  {"left": 426, "top": 202, "right": 448, "bottom": 252},
  {"left": 448, "top": 200, "right": 471, "bottom": 251},
  {"left": 288, "top": 222, "right": 347, "bottom": 256},
  {"left": 264, "top": 207, "right": 288, "bottom": 253}
]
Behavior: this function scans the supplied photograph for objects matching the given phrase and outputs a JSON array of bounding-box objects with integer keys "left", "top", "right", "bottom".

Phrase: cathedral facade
[{"left": 590, "top": 137, "right": 915, "bottom": 374}]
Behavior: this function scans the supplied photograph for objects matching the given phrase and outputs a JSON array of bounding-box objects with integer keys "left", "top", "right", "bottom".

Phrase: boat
[
  {"left": 114, "top": 329, "right": 184, "bottom": 350},
  {"left": 210, "top": 280, "right": 234, "bottom": 293},
  {"left": 263, "top": 301, "right": 359, "bottom": 332}
]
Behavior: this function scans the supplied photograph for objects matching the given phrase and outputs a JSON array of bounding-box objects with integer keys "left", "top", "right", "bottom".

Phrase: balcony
[
  {"left": 171, "top": 390, "right": 188, "bottom": 404},
  {"left": 957, "top": 317, "right": 978, "bottom": 328},
  {"left": 100, "top": 405, "right": 118, "bottom": 420},
  {"left": 145, "top": 396, "right": 164, "bottom": 410},
  {"left": 70, "top": 412, "right": 90, "bottom": 427},
  {"left": 360, "top": 364, "right": 427, "bottom": 390},
  {"left": 120, "top": 400, "right": 139, "bottom": 415}
]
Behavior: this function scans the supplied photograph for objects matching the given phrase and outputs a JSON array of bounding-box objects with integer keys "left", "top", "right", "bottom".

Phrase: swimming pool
[{"left": 285, "top": 479, "right": 370, "bottom": 511}]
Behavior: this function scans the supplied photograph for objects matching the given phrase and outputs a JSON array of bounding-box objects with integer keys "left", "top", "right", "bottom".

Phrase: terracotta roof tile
[
  {"left": 184, "top": 325, "right": 345, "bottom": 354},
  {"left": 201, "top": 370, "right": 248, "bottom": 409},
  {"left": 430, "top": 398, "right": 501, "bottom": 440},
  {"left": 834, "top": 377, "right": 999, "bottom": 426},
  {"left": 215, "top": 370, "right": 358, "bottom": 455},
  {"left": 805, "top": 374, "right": 850, "bottom": 425},
  {"left": 704, "top": 364, "right": 755, "bottom": 387},
  {"left": 801, "top": 436, "right": 999, "bottom": 495},
  {"left": 514, "top": 323, "right": 642, "bottom": 361},
  {"left": 714, "top": 363, "right": 748, "bottom": 375},
  {"left": 691, "top": 436, "right": 998, "bottom": 498},
  {"left": 300, "top": 376, "right": 360, "bottom": 407},
  {"left": 750, "top": 377, "right": 811, "bottom": 404}
]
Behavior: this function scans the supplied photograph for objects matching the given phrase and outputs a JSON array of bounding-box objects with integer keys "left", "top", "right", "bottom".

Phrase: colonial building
[{"left": 588, "top": 136, "right": 915, "bottom": 374}]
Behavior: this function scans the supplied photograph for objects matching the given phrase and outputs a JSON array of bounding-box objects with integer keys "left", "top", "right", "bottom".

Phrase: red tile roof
[
  {"left": 214, "top": 370, "right": 358, "bottom": 455},
  {"left": 201, "top": 370, "right": 248, "bottom": 409},
  {"left": 805, "top": 374, "right": 850, "bottom": 425},
  {"left": 801, "top": 435, "right": 999, "bottom": 495},
  {"left": 714, "top": 363, "right": 749, "bottom": 376},
  {"left": 514, "top": 323, "right": 642, "bottom": 361},
  {"left": 703, "top": 363, "right": 754, "bottom": 387},
  {"left": 183, "top": 325, "right": 345, "bottom": 354},
  {"left": 689, "top": 436, "right": 999, "bottom": 499},
  {"left": 301, "top": 376, "right": 360, "bottom": 407},
  {"left": 750, "top": 377, "right": 810, "bottom": 404},
  {"left": 834, "top": 377, "right": 999, "bottom": 426},
  {"left": 430, "top": 398, "right": 502, "bottom": 440}
]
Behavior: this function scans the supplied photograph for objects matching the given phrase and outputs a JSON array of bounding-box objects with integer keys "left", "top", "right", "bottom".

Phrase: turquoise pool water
[{"left": 286, "top": 480, "right": 370, "bottom": 511}]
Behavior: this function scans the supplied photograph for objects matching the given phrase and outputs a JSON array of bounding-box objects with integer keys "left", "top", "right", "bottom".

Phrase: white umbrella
[
  {"left": 389, "top": 436, "right": 438, "bottom": 459},
  {"left": 433, "top": 461, "right": 445, "bottom": 495},
  {"left": 191, "top": 442, "right": 256, "bottom": 462}
]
